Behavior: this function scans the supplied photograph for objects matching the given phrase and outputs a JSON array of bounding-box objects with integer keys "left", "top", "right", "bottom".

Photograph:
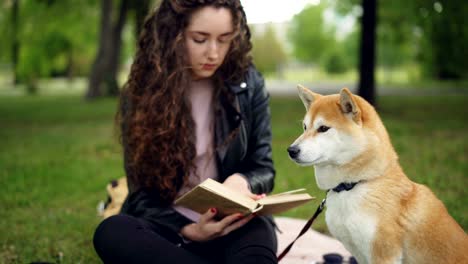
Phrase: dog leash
[{"left": 277, "top": 196, "right": 327, "bottom": 261}]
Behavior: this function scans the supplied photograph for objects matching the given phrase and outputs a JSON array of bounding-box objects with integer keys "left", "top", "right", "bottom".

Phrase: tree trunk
[
  {"left": 86, "top": 0, "right": 130, "bottom": 100},
  {"left": 107, "top": 0, "right": 130, "bottom": 96},
  {"left": 86, "top": 0, "right": 113, "bottom": 99},
  {"left": 358, "top": 0, "right": 377, "bottom": 106},
  {"left": 12, "top": 0, "right": 20, "bottom": 85}
]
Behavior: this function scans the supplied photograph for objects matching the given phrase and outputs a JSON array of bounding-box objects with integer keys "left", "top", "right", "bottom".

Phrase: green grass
[
  {"left": 0, "top": 96, "right": 121, "bottom": 263},
  {"left": 0, "top": 94, "right": 467, "bottom": 263}
]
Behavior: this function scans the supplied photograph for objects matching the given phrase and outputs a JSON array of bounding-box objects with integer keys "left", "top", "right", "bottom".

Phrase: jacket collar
[
  {"left": 215, "top": 81, "right": 244, "bottom": 162},
  {"left": 225, "top": 80, "right": 249, "bottom": 94}
]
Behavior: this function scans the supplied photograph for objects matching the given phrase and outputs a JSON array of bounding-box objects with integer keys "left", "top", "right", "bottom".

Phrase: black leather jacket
[{"left": 120, "top": 65, "right": 275, "bottom": 237}]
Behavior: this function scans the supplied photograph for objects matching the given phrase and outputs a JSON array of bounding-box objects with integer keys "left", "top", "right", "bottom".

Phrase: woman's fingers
[
  {"left": 195, "top": 209, "right": 257, "bottom": 240},
  {"left": 251, "top": 193, "right": 267, "bottom": 200},
  {"left": 217, "top": 213, "right": 244, "bottom": 227}
]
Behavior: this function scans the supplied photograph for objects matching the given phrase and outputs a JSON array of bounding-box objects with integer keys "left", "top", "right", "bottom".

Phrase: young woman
[{"left": 93, "top": 0, "right": 277, "bottom": 263}]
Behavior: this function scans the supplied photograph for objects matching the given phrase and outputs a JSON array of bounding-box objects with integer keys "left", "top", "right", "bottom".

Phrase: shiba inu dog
[{"left": 287, "top": 85, "right": 468, "bottom": 264}]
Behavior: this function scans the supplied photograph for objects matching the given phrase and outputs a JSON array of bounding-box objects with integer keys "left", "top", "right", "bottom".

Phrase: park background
[{"left": 0, "top": 0, "right": 467, "bottom": 263}]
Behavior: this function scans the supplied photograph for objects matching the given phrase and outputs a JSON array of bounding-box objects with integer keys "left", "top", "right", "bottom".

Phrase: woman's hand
[
  {"left": 180, "top": 208, "right": 254, "bottom": 242},
  {"left": 223, "top": 173, "right": 266, "bottom": 200}
]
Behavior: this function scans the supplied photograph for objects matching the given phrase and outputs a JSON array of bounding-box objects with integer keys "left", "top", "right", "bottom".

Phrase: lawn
[{"left": 0, "top": 94, "right": 467, "bottom": 263}]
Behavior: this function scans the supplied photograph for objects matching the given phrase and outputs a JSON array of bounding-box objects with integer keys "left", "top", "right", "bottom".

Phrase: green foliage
[
  {"left": 1, "top": 0, "right": 99, "bottom": 91},
  {"left": 340, "top": 28, "right": 359, "bottom": 68},
  {"left": 415, "top": 0, "right": 468, "bottom": 79},
  {"left": 288, "top": 3, "right": 335, "bottom": 63},
  {"left": 288, "top": 2, "right": 356, "bottom": 74},
  {"left": 321, "top": 48, "right": 348, "bottom": 74},
  {"left": 0, "top": 93, "right": 466, "bottom": 262},
  {"left": 332, "top": 0, "right": 468, "bottom": 80},
  {"left": 0, "top": 5, "right": 12, "bottom": 63},
  {"left": 376, "top": 1, "right": 415, "bottom": 69},
  {"left": 329, "top": 0, "right": 360, "bottom": 15},
  {"left": 331, "top": 0, "right": 416, "bottom": 69},
  {"left": 251, "top": 24, "right": 287, "bottom": 75}
]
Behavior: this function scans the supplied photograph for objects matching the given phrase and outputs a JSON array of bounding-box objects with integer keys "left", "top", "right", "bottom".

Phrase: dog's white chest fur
[{"left": 325, "top": 186, "right": 377, "bottom": 264}]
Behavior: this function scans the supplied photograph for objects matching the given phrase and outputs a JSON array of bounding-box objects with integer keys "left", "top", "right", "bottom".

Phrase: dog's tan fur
[
  {"left": 290, "top": 85, "right": 468, "bottom": 263},
  {"left": 101, "top": 177, "right": 128, "bottom": 219}
]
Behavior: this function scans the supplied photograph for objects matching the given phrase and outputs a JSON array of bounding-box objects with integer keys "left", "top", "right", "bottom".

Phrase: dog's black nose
[
  {"left": 110, "top": 180, "right": 118, "bottom": 188},
  {"left": 287, "top": 146, "right": 300, "bottom": 158}
]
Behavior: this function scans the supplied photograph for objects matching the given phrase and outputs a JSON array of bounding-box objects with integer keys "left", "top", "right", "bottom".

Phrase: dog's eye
[
  {"left": 317, "top": 125, "right": 330, "bottom": 133},
  {"left": 303, "top": 123, "right": 307, "bottom": 131}
]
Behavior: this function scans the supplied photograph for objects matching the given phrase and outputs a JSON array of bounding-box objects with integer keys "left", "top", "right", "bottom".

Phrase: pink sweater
[{"left": 173, "top": 78, "right": 218, "bottom": 222}]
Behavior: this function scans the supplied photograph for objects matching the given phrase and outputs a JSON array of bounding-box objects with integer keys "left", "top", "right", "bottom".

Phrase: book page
[
  {"left": 268, "top": 188, "right": 307, "bottom": 197},
  {"left": 202, "top": 179, "right": 259, "bottom": 209},
  {"left": 257, "top": 193, "right": 314, "bottom": 215}
]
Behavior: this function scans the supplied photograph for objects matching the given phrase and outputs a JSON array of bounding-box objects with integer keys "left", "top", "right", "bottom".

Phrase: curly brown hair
[{"left": 117, "top": 0, "right": 252, "bottom": 204}]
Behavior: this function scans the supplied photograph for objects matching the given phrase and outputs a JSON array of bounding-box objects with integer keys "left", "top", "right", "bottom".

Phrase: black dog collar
[{"left": 332, "top": 181, "right": 362, "bottom": 193}]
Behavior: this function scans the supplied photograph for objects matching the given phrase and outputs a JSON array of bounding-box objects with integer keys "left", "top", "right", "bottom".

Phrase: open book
[{"left": 174, "top": 178, "right": 314, "bottom": 217}]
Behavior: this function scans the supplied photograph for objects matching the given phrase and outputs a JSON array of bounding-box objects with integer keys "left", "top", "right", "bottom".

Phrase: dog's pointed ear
[
  {"left": 339, "top": 88, "right": 362, "bottom": 124},
  {"left": 297, "top": 84, "right": 320, "bottom": 110}
]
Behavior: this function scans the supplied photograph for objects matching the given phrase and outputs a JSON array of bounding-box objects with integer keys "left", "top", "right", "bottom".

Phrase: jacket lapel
[{"left": 215, "top": 81, "right": 247, "bottom": 163}]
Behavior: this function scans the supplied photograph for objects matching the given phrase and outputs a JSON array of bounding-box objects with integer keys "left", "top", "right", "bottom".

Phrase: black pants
[{"left": 93, "top": 214, "right": 278, "bottom": 264}]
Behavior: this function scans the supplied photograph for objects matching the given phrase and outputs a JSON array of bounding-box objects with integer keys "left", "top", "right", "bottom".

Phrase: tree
[
  {"left": 335, "top": 0, "right": 468, "bottom": 83},
  {"left": 251, "top": 24, "right": 287, "bottom": 76},
  {"left": 322, "top": 48, "right": 349, "bottom": 74},
  {"left": 333, "top": 0, "right": 378, "bottom": 105},
  {"left": 357, "top": 0, "right": 377, "bottom": 106},
  {"left": 376, "top": 1, "right": 414, "bottom": 82},
  {"left": 11, "top": 0, "right": 20, "bottom": 85},
  {"left": 86, "top": 0, "right": 154, "bottom": 100},
  {"left": 86, "top": 0, "right": 130, "bottom": 99},
  {"left": 0, "top": 0, "right": 21, "bottom": 85},
  {"left": 0, "top": 0, "right": 101, "bottom": 93},
  {"left": 339, "top": 28, "right": 360, "bottom": 70},
  {"left": 416, "top": 0, "right": 468, "bottom": 79},
  {"left": 288, "top": 3, "right": 335, "bottom": 64}
]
